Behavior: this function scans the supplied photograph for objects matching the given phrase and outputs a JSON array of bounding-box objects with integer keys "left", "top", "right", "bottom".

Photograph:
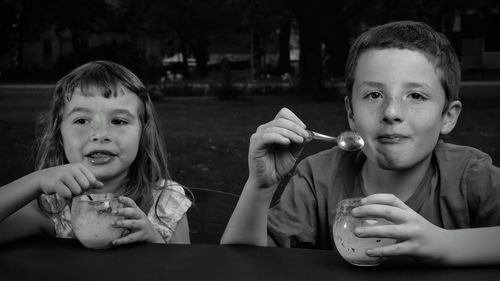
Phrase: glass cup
[
  {"left": 333, "top": 197, "right": 396, "bottom": 266},
  {"left": 71, "top": 193, "right": 125, "bottom": 250}
]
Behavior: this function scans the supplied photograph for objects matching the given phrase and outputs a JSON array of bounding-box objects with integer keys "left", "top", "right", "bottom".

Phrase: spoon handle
[{"left": 306, "top": 130, "right": 338, "bottom": 143}]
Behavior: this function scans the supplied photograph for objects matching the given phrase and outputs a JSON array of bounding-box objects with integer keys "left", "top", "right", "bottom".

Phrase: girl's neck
[{"left": 361, "top": 155, "right": 432, "bottom": 202}]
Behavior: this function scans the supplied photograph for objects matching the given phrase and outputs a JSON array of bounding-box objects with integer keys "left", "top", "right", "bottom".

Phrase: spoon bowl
[{"left": 306, "top": 130, "right": 364, "bottom": 151}]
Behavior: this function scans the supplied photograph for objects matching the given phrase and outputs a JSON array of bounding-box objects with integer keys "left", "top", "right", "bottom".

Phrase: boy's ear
[
  {"left": 441, "top": 100, "right": 462, "bottom": 135},
  {"left": 344, "top": 96, "right": 356, "bottom": 131}
]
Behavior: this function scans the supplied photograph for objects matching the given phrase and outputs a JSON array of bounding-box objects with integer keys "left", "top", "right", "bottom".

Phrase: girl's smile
[{"left": 60, "top": 86, "right": 142, "bottom": 188}]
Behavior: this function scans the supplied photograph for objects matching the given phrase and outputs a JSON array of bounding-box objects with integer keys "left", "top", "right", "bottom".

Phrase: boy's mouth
[
  {"left": 85, "top": 150, "right": 117, "bottom": 164},
  {"left": 377, "top": 134, "right": 408, "bottom": 144}
]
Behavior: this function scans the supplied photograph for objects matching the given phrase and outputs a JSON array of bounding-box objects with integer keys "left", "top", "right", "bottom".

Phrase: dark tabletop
[{"left": 1, "top": 237, "right": 499, "bottom": 281}]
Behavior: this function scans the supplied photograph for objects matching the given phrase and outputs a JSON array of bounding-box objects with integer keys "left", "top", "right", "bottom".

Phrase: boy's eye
[
  {"left": 408, "top": 92, "right": 427, "bottom": 100},
  {"left": 365, "top": 91, "right": 382, "bottom": 99}
]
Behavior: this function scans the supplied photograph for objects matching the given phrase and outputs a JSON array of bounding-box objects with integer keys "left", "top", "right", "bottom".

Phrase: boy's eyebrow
[{"left": 357, "top": 81, "right": 433, "bottom": 89}]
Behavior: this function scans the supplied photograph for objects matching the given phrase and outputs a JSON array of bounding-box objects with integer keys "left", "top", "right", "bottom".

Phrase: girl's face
[
  {"left": 346, "top": 48, "right": 461, "bottom": 170},
  {"left": 60, "top": 86, "right": 142, "bottom": 188}
]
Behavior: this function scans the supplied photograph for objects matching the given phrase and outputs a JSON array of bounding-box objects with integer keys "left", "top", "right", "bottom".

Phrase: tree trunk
[
  {"left": 278, "top": 18, "right": 291, "bottom": 74},
  {"left": 193, "top": 32, "right": 209, "bottom": 76},
  {"left": 297, "top": 15, "right": 323, "bottom": 99}
]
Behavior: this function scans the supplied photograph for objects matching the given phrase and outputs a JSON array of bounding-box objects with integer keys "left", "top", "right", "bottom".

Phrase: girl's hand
[
  {"left": 352, "top": 194, "right": 449, "bottom": 264},
  {"left": 35, "top": 163, "right": 103, "bottom": 198},
  {"left": 248, "top": 108, "right": 309, "bottom": 189},
  {"left": 111, "top": 196, "right": 164, "bottom": 245}
]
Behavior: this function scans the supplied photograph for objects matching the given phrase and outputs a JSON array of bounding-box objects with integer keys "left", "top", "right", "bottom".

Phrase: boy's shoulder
[
  {"left": 434, "top": 142, "right": 498, "bottom": 179},
  {"left": 435, "top": 142, "right": 492, "bottom": 163}
]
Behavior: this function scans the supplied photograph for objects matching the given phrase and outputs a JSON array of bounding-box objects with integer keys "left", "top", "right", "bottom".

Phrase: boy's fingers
[
  {"left": 366, "top": 241, "right": 412, "bottom": 257},
  {"left": 274, "top": 108, "right": 306, "bottom": 128},
  {"left": 353, "top": 204, "right": 408, "bottom": 223},
  {"left": 362, "top": 193, "right": 409, "bottom": 209}
]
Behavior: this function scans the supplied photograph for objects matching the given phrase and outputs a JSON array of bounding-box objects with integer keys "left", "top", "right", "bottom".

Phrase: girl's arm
[
  {"left": 0, "top": 163, "right": 102, "bottom": 243},
  {"left": 0, "top": 172, "right": 53, "bottom": 243}
]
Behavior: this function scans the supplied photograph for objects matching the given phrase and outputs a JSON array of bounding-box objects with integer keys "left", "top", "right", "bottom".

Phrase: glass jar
[
  {"left": 71, "top": 193, "right": 125, "bottom": 250},
  {"left": 333, "top": 197, "right": 396, "bottom": 266}
]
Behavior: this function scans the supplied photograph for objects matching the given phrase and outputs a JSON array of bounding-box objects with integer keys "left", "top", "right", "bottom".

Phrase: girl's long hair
[{"left": 36, "top": 60, "right": 171, "bottom": 213}]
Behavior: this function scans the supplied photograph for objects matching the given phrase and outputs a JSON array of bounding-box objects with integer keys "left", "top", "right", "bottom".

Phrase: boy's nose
[{"left": 381, "top": 98, "right": 403, "bottom": 124}]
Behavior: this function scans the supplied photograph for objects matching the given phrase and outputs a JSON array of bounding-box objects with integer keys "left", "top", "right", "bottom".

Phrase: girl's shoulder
[{"left": 147, "top": 179, "right": 192, "bottom": 242}]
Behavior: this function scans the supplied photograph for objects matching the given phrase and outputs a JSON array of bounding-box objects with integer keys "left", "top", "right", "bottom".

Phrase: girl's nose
[
  {"left": 382, "top": 97, "right": 403, "bottom": 124},
  {"left": 91, "top": 123, "right": 111, "bottom": 142}
]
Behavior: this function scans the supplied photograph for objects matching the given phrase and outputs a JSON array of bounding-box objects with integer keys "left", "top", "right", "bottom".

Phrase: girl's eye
[
  {"left": 112, "top": 119, "right": 129, "bottom": 125},
  {"left": 73, "top": 118, "right": 89, "bottom": 125},
  {"left": 365, "top": 91, "right": 382, "bottom": 99},
  {"left": 408, "top": 92, "right": 427, "bottom": 100}
]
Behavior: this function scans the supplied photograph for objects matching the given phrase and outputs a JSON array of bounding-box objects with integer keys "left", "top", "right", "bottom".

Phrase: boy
[{"left": 221, "top": 21, "right": 500, "bottom": 266}]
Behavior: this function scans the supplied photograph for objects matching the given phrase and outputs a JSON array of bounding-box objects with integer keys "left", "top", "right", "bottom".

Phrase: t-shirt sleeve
[
  {"left": 466, "top": 155, "right": 500, "bottom": 227},
  {"left": 38, "top": 194, "right": 74, "bottom": 239},
  {"left": 267, "top": 160, "right": 319, "bottom": 248},
  {"left": 147, "top": 181, "right": 192, "bottom": 243}
]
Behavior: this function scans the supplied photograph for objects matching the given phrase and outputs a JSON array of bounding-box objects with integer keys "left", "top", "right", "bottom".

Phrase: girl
[{"left": 0, "top": 60, "right": 191, "bottom": 245}]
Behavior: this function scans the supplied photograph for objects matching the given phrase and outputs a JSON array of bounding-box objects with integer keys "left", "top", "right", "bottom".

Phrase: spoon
[{"left": 305, "top": 130, "right": 364, "bottom": 151}]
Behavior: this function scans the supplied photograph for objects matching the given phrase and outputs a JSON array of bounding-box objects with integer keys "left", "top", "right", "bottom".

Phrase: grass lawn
[{"left": 1, "top": 86, "right": 500, "bottom": 196}]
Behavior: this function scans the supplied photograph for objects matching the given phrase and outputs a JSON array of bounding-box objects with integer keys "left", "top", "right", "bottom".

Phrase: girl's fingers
[
  {"left": 61, "top": 175, "right": 82, "bottom": 196},
  {"left": 78, "top": 165, "right": 103, "bottom": 189},
  {"left": 117, "top": 196, "right": 138, "bottom": 208},
  {"left": 113, "top": 218, "right": 143, "bottom": 230},
  {"left": 112, "top": 231, "right": 141, "bottom": 246},
  {"left": 115, "top": 207, "right": 142, "bottom": 220}
]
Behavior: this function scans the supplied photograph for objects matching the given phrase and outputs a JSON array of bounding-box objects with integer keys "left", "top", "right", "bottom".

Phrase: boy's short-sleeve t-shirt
[
  {"left": 267, "top": 142, "right": 500, "bottom": 249},
  {"left": 39, "top": 180, "right": 191, "bottom": 243}
]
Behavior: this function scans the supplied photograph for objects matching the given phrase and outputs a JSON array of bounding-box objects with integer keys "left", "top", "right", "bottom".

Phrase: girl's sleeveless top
[{"left": 39, "top": 180, "right": 191, "bottom": 243}]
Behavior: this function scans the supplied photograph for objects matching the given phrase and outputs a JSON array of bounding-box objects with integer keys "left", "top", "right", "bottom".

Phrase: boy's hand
[
  {"left": 35, "top": 163, "right": 103, "bottom": 198},
  {"left": 111, "top": 196, "right": 164, "bottom": 245},
  {"left": 352, "top": 194, "right": 449, "bottom": 263},
  {"left": 248, "top": 108, "right": 309, "bottom": 189}
]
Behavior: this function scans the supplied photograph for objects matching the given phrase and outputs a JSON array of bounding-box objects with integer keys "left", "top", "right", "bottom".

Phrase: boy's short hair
[{"left": 345, "top": 21, "right": 461, "bottom": 111}]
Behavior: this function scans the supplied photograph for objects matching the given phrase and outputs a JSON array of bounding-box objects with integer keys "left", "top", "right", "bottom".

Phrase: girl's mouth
[{"left": 85, "top": 151, "right": 117, "bottom": 164}]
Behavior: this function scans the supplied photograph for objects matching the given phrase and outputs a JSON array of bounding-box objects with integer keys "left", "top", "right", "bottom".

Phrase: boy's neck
[{"left": 361, "top": 155, "right": 433, "bottom": 202}]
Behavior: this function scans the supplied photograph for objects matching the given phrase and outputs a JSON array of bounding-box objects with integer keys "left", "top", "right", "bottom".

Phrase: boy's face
[
  {"left": 60, "top": 86, "right": 142, "bottom": 186},
  {"left": 346, "top": 48, "right": 461, "bottom": 170}
]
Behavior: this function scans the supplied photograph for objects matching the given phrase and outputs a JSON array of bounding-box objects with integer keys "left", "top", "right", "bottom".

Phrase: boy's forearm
[
  {"left": 220, "top": 179, "right": 276, "bottom": 246},
  {"left": 441, "top": 226, "right": 500, "bottom": 266}
]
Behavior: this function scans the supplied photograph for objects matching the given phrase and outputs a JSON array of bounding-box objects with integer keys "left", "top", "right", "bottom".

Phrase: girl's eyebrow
[
  {"left": 65, "top": 107, "right": 137, "bottom": 119},
  {"left": 65, "top": 107, "right": 91, "bottom": 117}
]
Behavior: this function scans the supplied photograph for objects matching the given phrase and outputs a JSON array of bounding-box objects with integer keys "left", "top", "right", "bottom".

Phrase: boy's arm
[
  {"left": 220, "top": 179, "right": 277, "bottom": 246},
  {"left": 221, "top": 108, "right": 309, "bottom": 246},
  {"left": 353, "top": 194, "right": 500, "bottom": 266},
  {"left": 440, "top": 226, "right": 500, "bottom": 266}
]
